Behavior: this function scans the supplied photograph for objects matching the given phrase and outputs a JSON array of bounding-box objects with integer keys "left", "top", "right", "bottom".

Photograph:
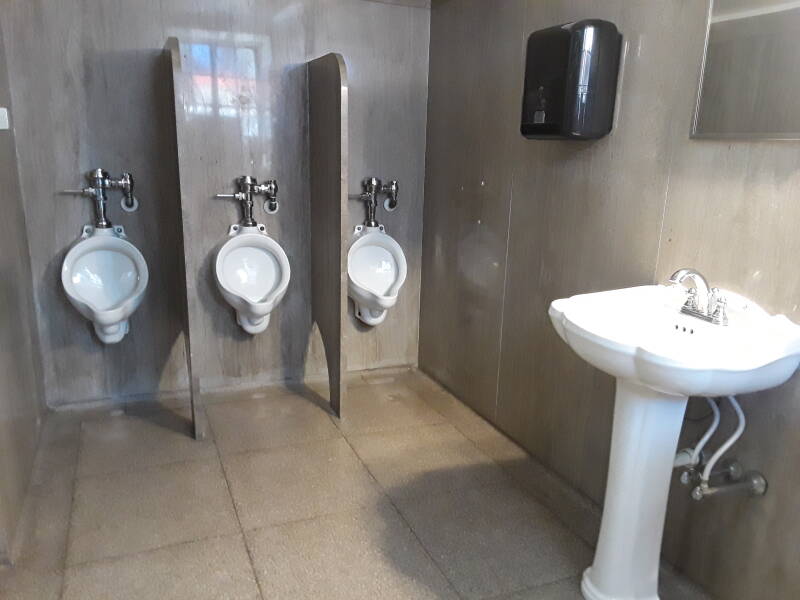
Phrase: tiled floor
[{"left": 0, "top": 369, "right": 710, "bottom": 600}]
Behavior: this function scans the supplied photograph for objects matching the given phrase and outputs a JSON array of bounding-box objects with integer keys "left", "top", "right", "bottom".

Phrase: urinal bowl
[
  {"left": 61, "top": 226, "right": 149, "bottom": 344},
  {"left": 214, "top": 225, "right": 291, "bottom": 335},
  {"left": 347, "top": 226, "right": 407, "bottom": 327}
]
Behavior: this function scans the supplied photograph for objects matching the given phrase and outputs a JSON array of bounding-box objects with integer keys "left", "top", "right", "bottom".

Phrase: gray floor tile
[
  {"left": 62, "top": 534, "right": 259, "bottom": 600},
  {"left": 496, "top": 576, "right": 583, "bottom": 599},
  {"left": 246, "top": 503, "right": 458, "bottom": 600},
  {"left": 358, "top": 366, "right": 415, "bottom": 385},
  {"left": 222, "top": 438, "right": 384, "bottom": 530},
  {"left": 68, "top": 458, "right": 238, "bottom": 565},
  {"left": 3, "top": 372, "right": 712, "bottom": 600},
  {"left": 349, "top": 423, "right": 509, "bottom": 501},
  {"left": 201, "top": 383, "right": 305, "bottom": 406},
  {"left": 336, "top": 381, "right": 446, "bottom": 435},
  {"left": 500, "top": 569, "right": 713, "bottom": 600},
  {"left": 11, "top": 470, "right": 73, "bottom": 572},
  {"left": 31, "top": 412, "right": 81, "bottom": 485},
  {"left": 77, "top": 410, "right": 216, "bottom": 477},
  {"left": 660, "top": 566, "right": 713, "bottom": 600},
  {"left": 206, "top": 390, "right": 340, "bottom": 455},
  {"left": 397, "top": 483, "right": 592, "bottom": 600},
  {"left": 0, "top": 566, "right": 62, "bottom": 600}
]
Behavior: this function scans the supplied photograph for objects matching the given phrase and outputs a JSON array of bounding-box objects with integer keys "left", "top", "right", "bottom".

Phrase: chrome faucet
[
  {"left": 62, "top": 168, "right": 138, "bottom": 229},
  {"left": 668, "top": 268, "right": 728, "bottom": 325},
  {"left": 215, "top": 176, "right": 278, "bottom": 227}
]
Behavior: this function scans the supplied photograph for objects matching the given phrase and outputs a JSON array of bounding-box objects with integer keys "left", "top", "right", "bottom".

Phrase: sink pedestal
[{"left": 582, "top": 379, "right": 687, "bottom": 600}]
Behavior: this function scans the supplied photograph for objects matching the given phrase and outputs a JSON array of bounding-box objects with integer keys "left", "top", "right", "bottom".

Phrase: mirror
[{"left": 692, "top": 0, "right": 800, "bottom": 139}]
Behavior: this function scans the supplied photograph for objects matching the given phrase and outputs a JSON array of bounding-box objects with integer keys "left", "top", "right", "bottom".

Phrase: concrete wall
[{"left": 0, "top": 27, "right": 43, "bottom": 562}]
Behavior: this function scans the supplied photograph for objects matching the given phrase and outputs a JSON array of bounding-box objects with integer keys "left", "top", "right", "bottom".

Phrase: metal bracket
[
  {"left": 353, "top": 223, "right": 385, "bottom": 236},
  {"left": 228, "top": 223, "right": 267, "bottom": 237},
  {"left": 80, "top": 224, "right": 126, "bottom": 239}
]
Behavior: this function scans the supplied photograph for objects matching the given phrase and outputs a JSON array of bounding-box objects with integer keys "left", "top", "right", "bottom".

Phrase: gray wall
[
  {"left": 420, "top": 1, "right": 800, "bottom": 598},
  {"left": 0, "top": 28, "right": 43, "bottom": 561},
  {"left": 2, "top": 0, "right": 429, "bottom": 407}
]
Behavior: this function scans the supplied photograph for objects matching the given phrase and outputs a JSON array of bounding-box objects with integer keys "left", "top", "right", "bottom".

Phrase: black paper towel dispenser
[{"left": 521, "top": 19, "right": 621, "bottom": 140}]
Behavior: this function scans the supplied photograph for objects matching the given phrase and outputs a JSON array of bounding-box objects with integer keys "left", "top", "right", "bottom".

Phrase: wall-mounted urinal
[
  {"left": 61, "top": 169, "right": 148, "bottom": 344},
  {"left": 214, "top": 176, "right": 290, "bottom": 334},
  {"left": 348, "top": 177, "right": 406, "bottom": 326}
]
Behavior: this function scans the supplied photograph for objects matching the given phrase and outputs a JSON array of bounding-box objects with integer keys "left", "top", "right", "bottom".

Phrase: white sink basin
[
  {"left": 549, "top": 285, "right": 800, "bottom": 397},
  {"left": 548, "top": 284, "right": 800, "bottom": 600}
]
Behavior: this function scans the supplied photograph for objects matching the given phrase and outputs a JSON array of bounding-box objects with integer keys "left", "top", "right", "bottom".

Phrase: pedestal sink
[{"left": 549, "top": 283, "right": 800, "bottom": 600}]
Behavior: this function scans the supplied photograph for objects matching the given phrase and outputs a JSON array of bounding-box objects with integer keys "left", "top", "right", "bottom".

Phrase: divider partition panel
[
  {"left": 308, "top": 53, "right": 349, "bottom": 417},
  {"left": 167, "top": 35, "right": 321, "bottom": 438},
  {"left": 165, "top": 39, "right": 205, "bottom": 439}
]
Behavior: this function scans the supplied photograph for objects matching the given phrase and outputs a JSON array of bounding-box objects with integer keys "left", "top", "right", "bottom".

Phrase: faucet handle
[
  {"left": 684, "top": 287, "right": 699, "bottom": 311},
  {"left": 711, "top": 295, "right": 728, "bottom": 326},
  {"left": 61, "top": 187, "right": 94, "bottom": 197}
]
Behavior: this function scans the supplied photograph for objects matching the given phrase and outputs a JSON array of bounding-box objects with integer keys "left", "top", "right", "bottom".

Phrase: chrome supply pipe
[{"left": 691, "top": 396, "right": 766, "bottom": 500}]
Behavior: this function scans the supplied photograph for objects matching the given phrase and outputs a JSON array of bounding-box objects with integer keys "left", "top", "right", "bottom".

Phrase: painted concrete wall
[
  {"left": 420, "top": 1, "right": 800, "bottom": 598},
  {"left": 0, "top": 28, "right": 43, "bottom": 562}
]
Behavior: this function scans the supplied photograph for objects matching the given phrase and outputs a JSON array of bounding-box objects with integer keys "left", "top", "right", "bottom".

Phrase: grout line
[
  {"left": 493, "top": 171, "right": 516, "bottom": 422},
  {"left": 63, "top": 531, "right": 244, "bottom": 570},
  {"left": 481, "top": 573, "right": 582, "bottom": 600},
  {"left": 207, "top": 416, "right": 266, "bottom": 600},
  {"left": 215, "top": 431, "right": 345, "bottom": 461},
  {"left": 652, "top": 170, "right": 671, "bottom": 284},
  {"left": 336, "top": 426, "right": 466, "bottom": 600},
  {"left": 58, "top": 416, "right": 85, "bottom": 599},
  {"left": 73, "top": 453, "right": 217, "bottom": 483}
]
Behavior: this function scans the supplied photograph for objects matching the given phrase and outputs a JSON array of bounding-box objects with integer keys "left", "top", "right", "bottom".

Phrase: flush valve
[
  {"left": 215, "top": 175, "right": 279, "bottom": 227},
  {"left": 356, "top": 177, "right": 400, "bottom": 227},
  {"left": 61, "top": 168, "right": 140, "bottom": 229}
]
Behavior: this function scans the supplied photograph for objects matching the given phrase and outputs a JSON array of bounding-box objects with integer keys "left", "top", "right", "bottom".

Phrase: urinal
[
  {"left": 347, "top": 177, "right": 406, "bottom": 326},
  {"left": 215, "top": 223, "right": 291, "bottom": 334},
  {"left": 214, "top": 176, "right": 290, "bottom": 334},
  {"left": 62, "top": 225, "right": 148, "bottom": 343},
  {"left": 348, "top": 224, "right": 407, "bottom": 326},
  {"left": 61, "top": 169, "right": 148, "bottom": 344}
]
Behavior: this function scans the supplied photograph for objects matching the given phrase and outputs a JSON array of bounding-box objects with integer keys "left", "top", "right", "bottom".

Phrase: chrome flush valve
[
  {"left": 215, "top": 175, "right": 279, "bottom": 227},
  {"left": 61, "top": 168, "right": 140, "bottom": 229},
  {"left": 359, "top": 177, "right": 400, "bottom": 227}
]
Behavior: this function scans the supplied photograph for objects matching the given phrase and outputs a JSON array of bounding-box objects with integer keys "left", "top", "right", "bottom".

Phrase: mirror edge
[{"left": 690, "top": 0, "right": 800, "bottom": 141}]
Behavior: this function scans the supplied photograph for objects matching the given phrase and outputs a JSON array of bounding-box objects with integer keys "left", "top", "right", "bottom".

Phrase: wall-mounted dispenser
[{"left": 520, "top": 19, "right": 621, "bottom": 140}]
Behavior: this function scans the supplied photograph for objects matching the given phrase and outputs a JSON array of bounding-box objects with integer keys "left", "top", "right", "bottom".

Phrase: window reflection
[{"left": 185, "top": 42, "right": 261, "bottom": 138}]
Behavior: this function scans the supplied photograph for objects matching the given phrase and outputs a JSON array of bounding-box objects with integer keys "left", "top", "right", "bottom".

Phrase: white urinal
[
  {"left": 215, "top": 223, "right": 291, "bottom": 334},
  {"left": 348, "top": 225, "right": 407, "bottom": 326},
  {"left": 61, "top": 224, "right": 149, "bottom": 344}
]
